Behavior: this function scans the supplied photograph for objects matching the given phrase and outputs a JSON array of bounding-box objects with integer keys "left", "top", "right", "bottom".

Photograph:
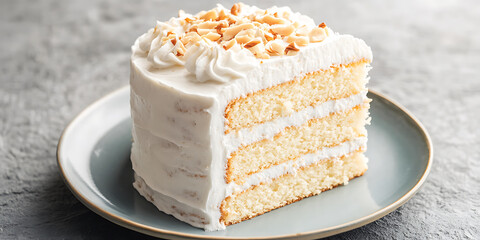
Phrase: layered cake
[{"left": 130, "top": 3, "right": 372, "bottom": 231}]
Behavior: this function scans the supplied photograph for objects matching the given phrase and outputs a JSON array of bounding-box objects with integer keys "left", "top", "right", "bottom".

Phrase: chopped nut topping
[
  {"left": 175, "top": 41, "right": 186, "bottom": 56},
  {"left": 231, "top": 3, "right": 241, "bottom": 16},
  {"left": 197, "top": 21, "right": 220, "bottom": 29},
  {"left": 223, "top": 38, "right": 237, "bottom": 50},
  {"left": 270, "top": 24, "right": 295, "bottom": 36},
  {"left": 309, "top": 27, "right": 327, "bottom": 43},
  {"left": 235, "top": 35, "right": 251, "bottom": 44},
  {"left": 148, "top": 3, "right": 333, "bottom": 60},
  {"left": 256, "top": 52, "right": 270, "bottom": 59},
  {"left": 199, "top": 10, "right": 218, "bottom": 21},
  {"left": 244, "top": 38, "right": 261, "bottom": 48},
  {"left": 266, "top": 39, "right": 286, "bottom": 56},
  {"left": 258, "top": 15, "right": 287, "bottom": 25},
  {"left": 286, "top": 35, "right": 309, "bottom": 46},
  {"left": 218, "top": 9, "right": 227, "bottom": 20},
  {"left": 286, "top": 42, "right": 299, "bottom": 52},
  {"left": 295, "top": 25, "right": 310, "bottom": 36},
  {"left": 197, "top": 28, "right": 216, "bottom": 36},
  {"left": 203, "top": 32, "right": 221, "bottom": 41},
  {"left": 223, "top": 23, "right": 255, "bottom": 41}
]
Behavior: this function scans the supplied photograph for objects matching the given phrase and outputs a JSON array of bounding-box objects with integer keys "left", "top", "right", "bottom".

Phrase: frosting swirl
[
  {"left": 185, "top": 41, "right": 257, "bottom": 83},
  {"left": 147, "top": 38, "right": 184, "bottom": 68}
]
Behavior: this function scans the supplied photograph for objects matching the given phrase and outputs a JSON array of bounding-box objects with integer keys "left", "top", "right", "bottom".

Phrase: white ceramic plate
[{"left": 57, "top": 86, "right": 432, "bottom": 239}]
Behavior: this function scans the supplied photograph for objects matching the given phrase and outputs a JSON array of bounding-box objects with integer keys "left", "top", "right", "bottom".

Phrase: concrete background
[{"left": 1, "top": 0, "right": 479, "bottom": 239}]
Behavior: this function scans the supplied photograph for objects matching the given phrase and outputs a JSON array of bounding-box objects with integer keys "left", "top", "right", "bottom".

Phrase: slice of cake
[{"left": 130, "top": 3, "right": 372, "bottom": 231}]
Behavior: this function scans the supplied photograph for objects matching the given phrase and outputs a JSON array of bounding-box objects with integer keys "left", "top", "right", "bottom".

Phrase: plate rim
[{"left": 57, "top": 86, "right": 433, "bottom": 240}]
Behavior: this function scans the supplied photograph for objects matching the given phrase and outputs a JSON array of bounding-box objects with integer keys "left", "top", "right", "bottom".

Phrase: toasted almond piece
[
  {"left": 215, "top": 21, "right": 229, "bottom": 34},
  {"left": 224, "top": 15, "right": 234, "bottom": 24},
  {"left": 259, "top": 15, "right": 287, "bottom": 25},
  {"left": 199, "top": 9, "right": 218, "bottom": 21},
  {"left": 223, "top": 23, "right": 255, "bottom": 41},
  {"left": 222, "top": 38, "right": 237, "bottom": 50},
  {"left": 286, "top": 35, "right": 309, "bottom": 46},
  {"left": 197, "top": 28, "right": 216, "bottom": 36},
  {"left": 203, "top": 32, "right": 221, "bottom": 41},
  {"left": 245, "top": 38, "right": 266, "bottom": 56},
  {"left": 256, "top": 52, "right": 270, "bottom": 59},
  {"left": 285, "top": 42, "right": 299, "bottom": 53},
  {"left": 238, "top": 29, "right": 256, "bottom": 37},
  {"left": 187, "top": 25, "right": 198, "bottom": 33},
  {"left": 235, "top": 35, "right": 252, "bottom": 44},
  {"left": 231, "top": 3, "right": 241, "bottom": 16},
  {"left": 235, "top": 17, "right": 250, "bottom": 25},
  {"left": 197, "top": 21, "right": 219, "bottom": 29},
  {"left": 296, "top": 36, "right": 309, "bottom": 46},
  {"left": 319, "top": 22, "right": 326, "bottom": 28},
  {"left": 175, "top": 40, "right": 186, "bottom": 56},
  {"left": 254, "top": 28, "right": 269, "bottom": 43},
  {"left": 161, "top": 33, "right": 176, "bottom": 44},
  {"left": 265, "top": 39, "right": 286, "bottom": 56},
  {"left": 218, "top": 9, "right": 227, "bottom": 20},
  {"left": 295, "top": 25, "right": 310, "bottom": 36},
  {"left": 181, "top": 32, "right": 201, "bottom": 45},
  {"left": 253, "top": 21, "right": 270, "bottom": 32},
  {"left": 270, "top": 24, "right": 295, "bottom": 36},
  {"left": 244, "top": 38, "right": 261, "bottom": 48},
  {"left": 286, "top": 50, "right": 299, "bottom": 56},
  {"left": 309, "top": 27, "right": 327, "bottom": 42},
  {"left": 264, "top": 31, "right": 275, "bottom": 41}
]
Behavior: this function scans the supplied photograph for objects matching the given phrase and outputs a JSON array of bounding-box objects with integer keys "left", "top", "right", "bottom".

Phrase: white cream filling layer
[
  {"left": 225, "top": 137, "right": 367, "bottom": 197},
  {"left": 223, "top": 91, "right": 368, "bottom": 157}
]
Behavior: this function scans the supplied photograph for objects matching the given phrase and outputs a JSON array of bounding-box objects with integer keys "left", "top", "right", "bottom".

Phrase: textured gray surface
[{"left": 1, "top": 0, "right": 479, "bottom": 239}]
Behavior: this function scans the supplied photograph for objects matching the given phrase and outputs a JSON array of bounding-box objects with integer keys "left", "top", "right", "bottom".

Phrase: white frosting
[
  {"left": 137, "top": 20, "right": 186, "bottom": 69},
  {"left": 148, "top": 40, "right": 184, "bottom": 68},
  {"left": 130, "top": 4, "right": 373, "bottom": 232},
  {"left": 184, "top": 42, "right": 257, "bottom": 83},
  {"left": 133, "top": 173, "right": 211, "bottom": 229}
]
